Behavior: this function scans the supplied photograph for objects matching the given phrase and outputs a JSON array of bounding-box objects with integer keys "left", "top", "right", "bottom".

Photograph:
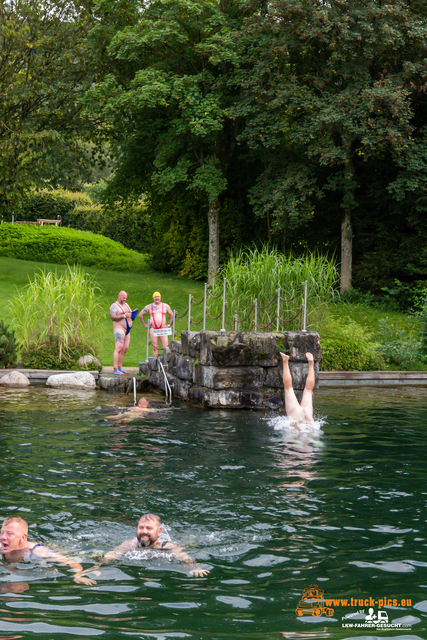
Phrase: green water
[{"left": 0, "top": 386, "right": 426, "bottom": 639}]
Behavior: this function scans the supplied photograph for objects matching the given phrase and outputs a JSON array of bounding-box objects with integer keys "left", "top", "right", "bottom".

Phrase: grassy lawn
[
  {"left": 1, "top": 256, "right": 423, "bottom": 370},
  {"left": 0, "top": 256, "right": 204, "bottom": 366},
  {"left": 327, "top": 299, "right": 419, "bottom": 340}
]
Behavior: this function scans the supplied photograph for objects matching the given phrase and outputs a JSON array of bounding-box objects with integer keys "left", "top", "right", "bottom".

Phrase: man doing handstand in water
[{"left": 280, "top": 352, "right": 315, "bottom": 425}]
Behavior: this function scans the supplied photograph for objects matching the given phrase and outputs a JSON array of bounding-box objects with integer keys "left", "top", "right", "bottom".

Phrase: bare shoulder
[{"left": 110, "top": 302, "right": 118, "bottom": 315}]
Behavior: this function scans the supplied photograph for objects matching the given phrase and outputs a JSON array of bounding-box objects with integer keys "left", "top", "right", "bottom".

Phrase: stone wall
[{"left": 139, "top": 330, "right": 321, "bottom": 410}]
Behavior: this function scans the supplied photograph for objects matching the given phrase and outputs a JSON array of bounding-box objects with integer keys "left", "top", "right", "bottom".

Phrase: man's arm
[
  {"left": 162, "top": 542, "right": 210, "bottom": 577},
  {"left": 72, "top": 538, "right": 138, "bottom": 580},
  {"left": 31, "top": 545, "right": 96, "bottom": 586},
  {"left": 166, "top": 305, "right": 174, "bottom": 326},
  {"left": 139, "top": 307, "right": 149, "bottom": 327},
  {"left": 110, "top": 303, "right": 131, "bottom": 321}
]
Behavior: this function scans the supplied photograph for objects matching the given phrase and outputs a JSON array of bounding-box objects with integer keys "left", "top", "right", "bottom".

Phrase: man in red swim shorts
[{"left": 139, "top": 292, "right": 173, "bottom": 357}]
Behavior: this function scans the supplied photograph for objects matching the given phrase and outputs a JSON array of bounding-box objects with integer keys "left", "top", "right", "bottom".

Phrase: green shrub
[
  {"left": 0, "top": 320, "right": 17, "bottom": 368},
  {"left": 208, "top": 247, "right": 338, "bottom": 331},
  {"left": 376, "top": 320, "right": 422, "bottom": 370},
  {"left": 21, "top": 340, "right": 94, "bottom": 371},
  {"left": 0, "top": 224, "right": 151, "bottom": 272},
  {"left": 8, "top": 266, "right": 102, "bottom": 369},
  {"left": 320, "top": 317, "right": 385, "bottom": 371}
]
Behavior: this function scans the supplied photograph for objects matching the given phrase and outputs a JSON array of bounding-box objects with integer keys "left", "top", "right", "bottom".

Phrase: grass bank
[
  {"left": 0, "top": 257, "right": 203, "bottom": 367},
  {"left": 0, "top": 256, "right": 422, "bottom": 369}
]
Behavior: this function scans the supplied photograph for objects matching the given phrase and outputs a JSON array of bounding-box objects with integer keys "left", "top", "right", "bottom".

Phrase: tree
[
  {"left": 238, "top": 0, "right": 427, "bottom": 292},
  {"left": 0, "top": 0, "right": 96, "bottom": 214},
  {"left": 84, "top": 0, "right": 256, "bottom": 282}
]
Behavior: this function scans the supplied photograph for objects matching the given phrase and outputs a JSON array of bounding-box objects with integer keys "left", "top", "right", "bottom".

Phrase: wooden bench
[{"left": 37, "top": 219, "right": 60, "bottom": 226}]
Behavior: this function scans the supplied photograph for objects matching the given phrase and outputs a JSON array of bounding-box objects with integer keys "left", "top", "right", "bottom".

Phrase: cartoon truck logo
[{"left": 296, "top": 584, "right": 334, "bottom": 617}]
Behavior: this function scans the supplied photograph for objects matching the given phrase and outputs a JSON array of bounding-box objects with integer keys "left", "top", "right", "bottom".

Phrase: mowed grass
[
  {"left": 0, "top": 257, "right": 204, "bottom": 366},
  {"left": 1, "top": 256, "right": 420, "bottom": 369}
]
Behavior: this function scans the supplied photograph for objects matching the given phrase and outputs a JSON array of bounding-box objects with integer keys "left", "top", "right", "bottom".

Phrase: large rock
[
  {"left": 181, "top": 331, "right": 201, "bottom": 357},
  {"left": 285, "top": 331, "right": 322, "bottom": 361},
  {"left": 175, "top": 356, "right": 194, "bottom": 381},
  {"left": 77, "top": 354, "right": 102, "bottom": 371},
  {"left": 193, "top": 365, "right": 265, "bottom": 390},
  {"left": 46, "top": 371, "right": 96, "bottom": 390},
  {"left": 172, "top": 377, "right": 192, "bottom": 400},
  {"left": 169, "top": 340, "right": 182, "bottom": 355},
  {"left": 0, "top": 370, "right": 30, "bottom": 388},
  {"left": 188, "top": 385, "right": 284, "bottom": 409},
  {"left": 200, "top": 331, "right": 281, "bottom": 367},
  {"left": 139, "top": 361, "right": 150, "bottom": 376},
  {"left": 98, "top": 375, "right": 127, "bottom": 391},
  {"left": 289, "top": 361, "right": 320, "bottom": 390}
]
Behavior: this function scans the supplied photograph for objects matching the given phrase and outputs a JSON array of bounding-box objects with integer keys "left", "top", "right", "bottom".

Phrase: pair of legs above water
[{"left": 280, "top": 352, "right": 315, "bottom": 423}]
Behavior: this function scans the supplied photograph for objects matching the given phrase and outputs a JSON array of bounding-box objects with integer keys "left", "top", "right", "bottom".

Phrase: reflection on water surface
[{"left": 0, "top": 385, "right": 426, "bottom": 639}]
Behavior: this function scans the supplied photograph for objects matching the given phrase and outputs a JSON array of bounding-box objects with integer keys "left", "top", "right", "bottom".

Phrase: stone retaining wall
[{"left": 139, "top": 330, "right": 321, "bottom": 409}]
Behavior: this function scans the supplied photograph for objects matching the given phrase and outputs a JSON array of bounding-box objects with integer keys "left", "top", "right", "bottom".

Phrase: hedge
[{"left": 0, "top": 224, "right": 151, "bottom": 272}]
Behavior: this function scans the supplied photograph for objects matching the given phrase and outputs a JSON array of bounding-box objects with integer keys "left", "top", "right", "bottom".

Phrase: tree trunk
[
  {"left": 341, "top": 144, "right": 355, "bottom": 294},
  {"left": 207, "top": 198, "right": 220, "bottom": 283},
  {"left": 340, "top": 208, "right": 352, "bottom": 294}
]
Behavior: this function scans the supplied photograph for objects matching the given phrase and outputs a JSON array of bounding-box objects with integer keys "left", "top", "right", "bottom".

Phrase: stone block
[
  {"left": 289, "top": 362, "right": 320, "bottom": 390},
  {"left": 176, "top": 356, "right": 194, "bottom": 381},
  {"left": 148, "top": 357, "right": 158, "bottom": 371},
  {"left": 169, "top": 340, "right": 182, "bottom": 355},
  {"left": 193, "top": 365, "right": 264, "bottom": 390},
  {"left": 284, "top": 331, "right": 322, "bottom": 361},
  {"left": 163, "top": 346, "right": 172, "bottom": 365},
  {"left": 166, "top": 352, "right": 179, "bottom": 376},
  {"left": 77, "top": 354, "right": 102, "bottom": 370},
  {"left": 264, "top": 365, "right": 282, "bottom": 388},
  {"left": 200, "top": 331, "right": 281, "bottom": 367},
  {"left": 46, "top": 371, "right": 96, "bottom": 390},
  {"left": 139, "top": 361, "right": 149, "bottom": 376},
  {"left": 188, "top": 385, "right": 244, "bottom": 408},
  {"left": 181, "top": 331, "right": 201, "bottom": 357},
  {"left": 0, "top": 371, "right": 30, "bottom": 388},
  {"left": 172, "top": 377, "right": 192, "bottom": 400}
]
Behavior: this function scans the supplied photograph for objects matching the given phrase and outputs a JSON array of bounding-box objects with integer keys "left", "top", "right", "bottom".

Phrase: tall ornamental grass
[
  {"left": 8, "top": 266, "right": 102, "bottom": 366},
  {"left": 207, "top": 247, "right": 338, "bottom": 331}
]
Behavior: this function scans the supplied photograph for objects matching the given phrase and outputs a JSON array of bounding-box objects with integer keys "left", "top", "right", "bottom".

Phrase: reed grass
[
  {"left": 8, "top": 265, "right": 102, "bottom": 361},
  {"left": 207, "top": 247, "right": 338, "bottom": 332}
]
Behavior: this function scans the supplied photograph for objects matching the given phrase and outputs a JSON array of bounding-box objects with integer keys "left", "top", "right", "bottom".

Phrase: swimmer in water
[
  {"left": 107, "top": 397, "right": 163, "bottom": 423},
  {"left": 280, "top": 351, "right": 315, "bottom": 425},
  {"left": 78, "top": 514, "right": 209, "bottom": 579},
  {"left": 0, "top": 516, "right": 96, "bottom": 586}
]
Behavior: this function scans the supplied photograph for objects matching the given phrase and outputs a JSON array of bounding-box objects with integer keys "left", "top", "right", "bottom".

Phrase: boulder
[
  {"left": 187, "top": 385, "right": 284, "bottom": 409},
  {"left": 285, "top": 331, "right": 322, "bottom": 361},
  {"left": 288, "top": 361, "right": 320, "bottom": 390},
  {"left": 193, "top": 365, "right": 265, "bottom": 390},
  {"left": 264, "top": 365, "right": 283, "bottom": 388},
  {"left": 139, "top": 361, "right": 150, "bottom": 376},
  {"left": 175, "top": 355, "right": 194, "bottom": 381},
  {"left": 169, "top": 340, "right": 182, "bottom": 355},
  {"left": 200, "top": 331, "right": 280, "bottom": 367},
  {"left": 0, "top": 370, "right": 30, "bottom": 388},
  {"left": 172, "top": 377, "right": 192, "bottom": 400},
  {"left": 148, "top": 357, "right": 158, "bottom": 371},
  {"left": 46, "top": 371, "right": 96, "bottom": 390},
  {"left": 181, "top": 331, "right": 201, "bottom": 357},
  {"left": 98, "top": 375, "right": 127, "bottom": 391},
  {"left": 77, "top": 354, "right": 102, "bottom": 370}
]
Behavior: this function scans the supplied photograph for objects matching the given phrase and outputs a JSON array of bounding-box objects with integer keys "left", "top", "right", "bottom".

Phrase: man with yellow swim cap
[{"left": 139, "top": 292, "right": 173, "bottom": 357}]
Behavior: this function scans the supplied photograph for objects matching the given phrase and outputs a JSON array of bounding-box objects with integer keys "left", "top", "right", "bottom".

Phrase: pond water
[{"left": 0, "top": 385, "right": 426, "bottom": 640}]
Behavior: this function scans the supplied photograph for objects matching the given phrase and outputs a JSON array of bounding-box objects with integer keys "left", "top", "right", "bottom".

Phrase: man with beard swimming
[{"left": 78, "top": 514, "right": 209, "bottom": 579}]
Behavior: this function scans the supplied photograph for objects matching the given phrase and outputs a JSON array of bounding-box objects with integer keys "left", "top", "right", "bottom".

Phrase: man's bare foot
[
  {"left": 280, "top": 352, "right": 289, "bottom": 363},
  {"left": 305, "top": 352, "right": 314, "bottom": 363}
]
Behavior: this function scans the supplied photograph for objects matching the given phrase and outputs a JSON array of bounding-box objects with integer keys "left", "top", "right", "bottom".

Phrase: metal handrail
[{"left": 158, "top": 360, "right": 172, "bottom": 406}]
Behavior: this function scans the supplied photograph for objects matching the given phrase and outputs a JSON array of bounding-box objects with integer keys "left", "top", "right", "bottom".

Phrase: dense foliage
[
  {"left": 8, "top": 267, "right": 102, "bottom": 369},
  {"left": 0, "top": 320, "right": 18, "bottom": 368},
  {"left": 208, "top": 247, "right": 338, "bottom": 331},
  {"left": 0, "top": 224, "right": 151, "bottom": 272},
  {"left": 2, "top": 0, "right": 427, "bottom": 294}
]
